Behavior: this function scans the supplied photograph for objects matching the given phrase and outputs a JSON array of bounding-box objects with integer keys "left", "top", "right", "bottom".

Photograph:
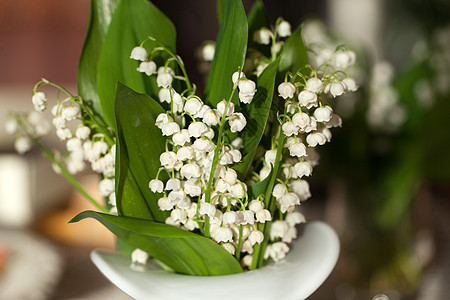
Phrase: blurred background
[{"left": 0, "top": 0, "right": 449, "bottom": 299}]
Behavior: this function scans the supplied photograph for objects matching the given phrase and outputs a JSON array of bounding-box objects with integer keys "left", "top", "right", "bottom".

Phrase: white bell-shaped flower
[
  {"left": 285, "top": 211, "right": 306, "bottom": 227},
  {"left": 222, "top": 211, "right": 238, "bottom": 226},
  {"left": 326, "top": 113, "right": 343, "bottom": 128},
  {"left": 171, "top": 92, "right": 184, "bottom": 113},
  {"left": 166, "top": 178, "right": 181, "bottom": 191},
  {"left": 305, "top": 77, "right": 323, "bottom": 93},
  {"left": 62, "top": 106, "right": 80, "bottom": 121},
  {"left": 270, "top": 220, "right": 289, "bottom": 240},
  {"left": 193, "top": 138, "right": 214, "bottom": 153},
  {"left": 158, "top": 197, "right": 174, "bottom": 211},
  {"left": 232, "top": 71, "right": 246, "bottom": 85},
  {"left": 75, "top": 126, "right": 90, "bottom": 140},
  {"left": 130, "top": 46, "right": 148, "bottom": 61},
  {"left": 281, "top": 121, "right": 299, "bottom": 136},
  {"left": 330, "top": 82, "right": 345, "bottom": 97},
  {"left": 298, "top": 89, "right": 318, "bottom": 109},
  {"left": 249, "top": 200, "right": 264, "bottom": 213},
  {"left": 289, "top": 179, "right": 311, "bottom": 201},
  {"left": 149, "top": 179, "right": 164, "bottom": 193},
  {"left": 293, "top": 161, "right": 313, "bottom": 178},
  {"left": 229, "top": 149, "right": 242, "bottom": 163},
  {"left": 66, "top": 138, "right": 82, "bottom": 152},
  {"left": 212, "top": 227, "right": 233, "bottom": 243},
  {"left": 314, "top": 106, "right": 333, "bottom": 123},
  {"left": 288, "top": 141, "right": 307, "bottom": 157},
  {"left": 56, "top": 128, "right": 72, "bottom": 140},
  {"left": 277, "top": 20, "right": 291, "bottom": 37},
  {"left": 216, "top": 99, "right": 235, "bottom": 117},
  {"left": 201, "top": 42, "right": 215, "bottom": 61},
  {"left": 99, "top": 178, "right": 115, "bottom": 197},
  {"left": 177, "top": 146, "right": 194, "bottom": 161},
  {"left": 292, "top": 112, "right": 310, "bottom": 130},
  {"left": 265, "top": 242, "right": 290, "bottom": 262},
  {"left": 221, "top": 243, "right": 235, "bottom": 255},
  {"left": 278, "top": 82, "right": 296, "bottom": 99},
  {"left": 321, "top": 127, "right": 332, "bottom": 142},
  {"left": 32, "top": 92, "right": 47, "bottom": 111},
  {"left": 272, "top": 183, "right": 286, "bottom": 199},
  {"left": 172, "top": 129, "right": 190, "bottom": 146},
  {"left": 255, "top": 209, "right": 272, "bottom": 223},
  {"left": 137, "top": 61, "right": 157, "bottom": 76},
  {"left": 160, "top": 151, "right": 178, "bottom": 169},
  {"left": 222, "top": 168, "right": 238, "bottom": 185},
  {"left": 248, "top": 230, "right": 264, "bottom": 245},
  {"left": 184, "top": 178, "right": 202, "bottom": 197},
  {"left": 156, "top": 72, "right": 173, "bottom": 88},
  {"left": 253, "top": 28, "right": 272, "bottom": 45},
  {"left": 14, "top": 136, "right": 31, "bottom": 154},
  {"left": 180, "top": 163, "right": 201, "bottom": 179},
  {"left": 155, "top": 113, "right": 172, "bottom": 129},
  {"left": 188, "top": 122, "right": 208, "bottom": 138},
  {"left": 202, "top": 108, "right": 220, "bottom": 126},
  {"left": 241, "top": 240, "right": 253, "bottom": 254},
  {"left": 131, "top": 249, "right": 149, "bottom": 264},
  {"left": 342, "top": 78, "right": 358, "bottom": 92},
  {"left": 199, "top": 202, "right": 216, "bottom": 218},
  {"left": 228, "top": 112, "right": 247, "bottom": 132},
  {"left": 184, "top": 97, "right": 203, "bottom": 115},
  {"left": 161, "top": 121, "right": 180, "bottom": 136},
  {"left": 306, "top": 132, "right": 327, "bottom": 147}
]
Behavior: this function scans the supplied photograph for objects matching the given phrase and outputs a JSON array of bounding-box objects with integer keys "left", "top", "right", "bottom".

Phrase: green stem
[
  {"left": 203, "top": 88, "right": 238, "bottom": 237},
  {"left": 147, "top": 37, "right": 193, "bottom": 91},
  {"left": 251, "top": 130, "right": 285, "bottom": 269}
]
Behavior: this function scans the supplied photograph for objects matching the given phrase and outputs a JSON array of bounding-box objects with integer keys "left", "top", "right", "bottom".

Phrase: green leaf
[
  {"left": 278, "top": 25, "right": 309, "bottom": 74},
  {"left": 232, "top": 58, "right": 279, "bottom": 179},
  {"left": 97, "top": 0, "right": 176, "bottom": 128},
  {"left": 70, "top": 211, "right": 244, "bottom": 276},
  {"left": 248, "top": 167, "right": 273, "bottom": 200},
  {"left": 205, "top": 0, "right": 248, "bottom": 107},
  {"left": 216, "top": 0, "right": 225, "bottom": 24},
  {"left": 115, "top": 83, "right": 168, "bottom": 222},
  {"left": 77, "top": 0, "right": 120, "bottom": 117},
  {"left": 247, "top": 0, "right": 271, "bottom": 57}
]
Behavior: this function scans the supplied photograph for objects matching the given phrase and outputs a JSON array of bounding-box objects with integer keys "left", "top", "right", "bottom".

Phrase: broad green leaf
[
  {"left": 78, "top": 0, "right": 120, "bottom": 118},
  {"left": 115, "top": 83, "right": 168, "bottom": 222},
  {"left": 232, "top": 58, "right": 279, "bottom": 179},
  {"left": 248, "top": 167, "right": 273, "bottom": 200},
  {"left": 70, "top": 211, "right": 244, "bottom": 276},
  {"left": 247, "top": 0, "right": 271, "bottom": 57},
  {"left": 278, "top": 25, "right": 309, "bottom": 74},
  {"left": 97, "top": 0, "right": 176, "bottom": 128},
  {"left": 216, "top": 0, "right": 225, "bottom": 24},
  {"left": 205, "top": 0, "right": 248, "bottom": 107}
]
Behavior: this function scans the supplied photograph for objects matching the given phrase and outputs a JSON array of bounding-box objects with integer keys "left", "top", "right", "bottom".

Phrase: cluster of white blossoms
[
  {"left": 7, "top": 81, "right": 118, "bottom": 215},
  {"left": 244, "top": 21, "right": 358, "bottom": 262},
  {"left": 132, "top": 43, "right": 270, "bottom": 266},
  {"left": 130, "top": 18, "right": 358, "bottom": 265}
]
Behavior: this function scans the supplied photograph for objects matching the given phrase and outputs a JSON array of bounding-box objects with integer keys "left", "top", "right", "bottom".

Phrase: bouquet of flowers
[{"left": 7, "top": 0, "right": 357, "bottom": 275}]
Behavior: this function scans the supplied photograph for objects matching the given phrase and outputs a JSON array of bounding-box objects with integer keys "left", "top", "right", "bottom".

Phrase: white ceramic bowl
[{"left": 91, "top": 221, "right": 339, "bottom": 300}]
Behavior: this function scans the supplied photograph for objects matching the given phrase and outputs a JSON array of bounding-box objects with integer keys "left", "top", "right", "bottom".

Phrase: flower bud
[{"left": 277, "top": 20, "right": 291, "bottom": 37}]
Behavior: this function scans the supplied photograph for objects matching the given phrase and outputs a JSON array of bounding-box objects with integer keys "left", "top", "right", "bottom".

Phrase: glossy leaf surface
[{"left": 71, "top": 211, "right": 244, "bottom": 276}]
